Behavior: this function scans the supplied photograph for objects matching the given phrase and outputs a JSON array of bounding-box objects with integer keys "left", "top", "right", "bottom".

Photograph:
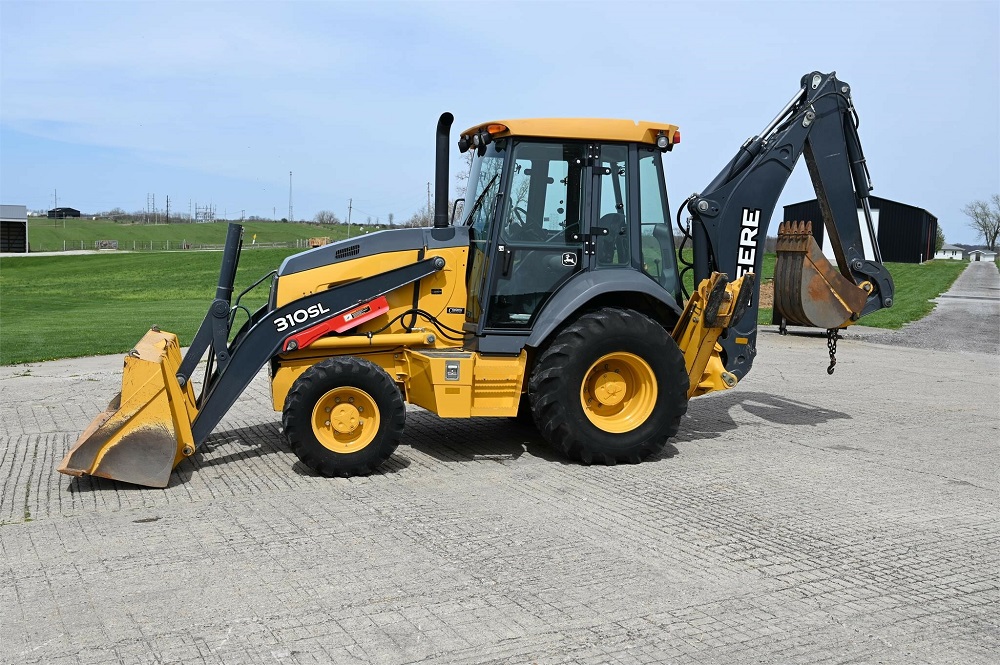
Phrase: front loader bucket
[
  {"left": 58, "top": 329, "right": 198, "bottom": 488},
  {"left": 774, "top": 221, "right": 869, "bottom": 329}
]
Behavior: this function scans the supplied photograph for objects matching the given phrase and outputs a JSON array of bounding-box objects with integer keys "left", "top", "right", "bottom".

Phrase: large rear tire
[
  {"left": 282, "top": 357, "right": 405, "bottom": 477},
  {"left": 528, "top": 308, "right": 688, "bottom": 464}
]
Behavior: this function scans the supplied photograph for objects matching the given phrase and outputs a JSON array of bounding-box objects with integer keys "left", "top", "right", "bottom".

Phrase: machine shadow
[
  {"left": 190, "top": 422, "right": 412, "bottom": 480},
  {"left": 673, "top": 390, "right": 852, "bottom": 444},
  {"left": 403, "top": 410, "right": 554, "bottom": 465},
  {"left": 404, "top": 391, "right": 850, "bottom": 465},
  {"left": 64, "top": 391, "right": 851, "bottom": 492}
]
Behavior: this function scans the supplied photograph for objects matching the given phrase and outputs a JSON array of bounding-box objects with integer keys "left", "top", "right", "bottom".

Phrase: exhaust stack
[{"left": 434, "top": 112, "right": 454, "bottom": 228}]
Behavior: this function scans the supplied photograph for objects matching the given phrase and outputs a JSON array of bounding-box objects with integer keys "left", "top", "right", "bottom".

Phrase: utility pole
[
  {"left": 347, "top": 198, "right": 353, "bottom": 238},
  {"left": 288, "top": 171, "right": 293, "bottom": 222}
]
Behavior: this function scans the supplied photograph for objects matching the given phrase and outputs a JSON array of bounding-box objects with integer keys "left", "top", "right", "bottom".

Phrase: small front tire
[{"left": 282, "top": 357, "right": 405, "bottom": 477}]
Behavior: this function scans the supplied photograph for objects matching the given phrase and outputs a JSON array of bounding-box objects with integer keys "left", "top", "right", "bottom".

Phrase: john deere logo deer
[
  {"left": 274, "top": 303, "right": 332, "bottom": 332},
  {"left": 736, "top": 208, "right": 760, "bottom": 278}
]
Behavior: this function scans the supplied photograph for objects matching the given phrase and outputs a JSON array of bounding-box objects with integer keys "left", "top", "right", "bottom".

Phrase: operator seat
[{"left": 597, "top": 212, "right": 629, "bottom": 265}]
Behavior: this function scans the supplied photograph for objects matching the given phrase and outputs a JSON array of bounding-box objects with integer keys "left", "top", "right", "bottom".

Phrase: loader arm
[
  {"left": 685, "top": 70, "right": 894, "bottom": 380},
  {"left": 58, "top": 224, "right": 447, "bottom": 487},
  {"left": 189, "top": 248, "right": 447, "bottom": 444}
]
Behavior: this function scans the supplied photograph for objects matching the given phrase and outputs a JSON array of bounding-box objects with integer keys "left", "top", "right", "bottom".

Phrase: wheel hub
[
  {"left": 580, "top": 352, "right": 658, "bottom": 434},
  {"left": 330, "top": 404, "right": 361, "bottom": 434},
  {"left": 312, "top": 387, "right": 379, "bottom": 452},
  {"left": 593, "top": 371, "right": 626, "bottom": 406}
]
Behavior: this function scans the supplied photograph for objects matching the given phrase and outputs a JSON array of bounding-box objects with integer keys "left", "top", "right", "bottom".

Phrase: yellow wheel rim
[
  {"left": 312, "top": 387, "right": 381, "bottom": 453},
  {"left": 580, "top": 352, "right": 658, "bottom": 433}
]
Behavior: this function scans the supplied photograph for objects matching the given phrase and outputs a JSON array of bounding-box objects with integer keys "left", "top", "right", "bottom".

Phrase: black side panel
[
  {"left": 278, "top": 226, "right": 469, "bottom": 276},
  {"left": 525, "top": 271, "right": 682, "bottom": 349}
]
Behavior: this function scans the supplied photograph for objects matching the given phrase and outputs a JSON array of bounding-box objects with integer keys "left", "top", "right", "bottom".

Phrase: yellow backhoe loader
[{"left": 59, "top": 71, "right": 893, "bottom": 487}]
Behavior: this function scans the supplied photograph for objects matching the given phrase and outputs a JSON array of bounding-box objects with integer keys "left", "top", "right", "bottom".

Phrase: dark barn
[
  {"left": 782, "top": 196, "right": 937, "bottom": 264},
  {"left": 47, "top": 207, "right": 81, "bottom": 219}
]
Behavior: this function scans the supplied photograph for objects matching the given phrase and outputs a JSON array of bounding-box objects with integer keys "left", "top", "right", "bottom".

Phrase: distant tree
[
  {"left": 314, "top": 210, "right": 340, "bottom": 224},
  {"left": 455, "top": 151, "right": 474, "bottom": 198},
  {"left": 962, "top": 195, "right": 1000, "bottom": 251},
  {"left": 387, "top": 213, "right": 395, "bottom": 228},
  {"left": 402, "top": 201, "right": 463, "bottom": 228},
  {"left": 403, "top": 209, "right": 433, "bottom": 227},
  {"left": 935, "top": 226, "right": 945, "bottom": 252}
]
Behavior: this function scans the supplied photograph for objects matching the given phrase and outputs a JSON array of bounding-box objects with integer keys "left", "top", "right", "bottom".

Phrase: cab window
[{"left": 638, "top": 148, "right": 679, "bottom": 298}]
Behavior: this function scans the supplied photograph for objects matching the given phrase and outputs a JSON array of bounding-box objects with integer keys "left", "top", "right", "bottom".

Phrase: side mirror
[{"left": 451, "top": 198, "right": 465, "bottom": 225}]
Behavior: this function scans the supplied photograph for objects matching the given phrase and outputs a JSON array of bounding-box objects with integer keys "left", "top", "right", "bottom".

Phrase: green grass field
[
  {"left": 22, "top": 218, "right": 379, "bottom": 252},
  {"left": 847, "top": 259, "right": 966, "bottom": 328},
  {"left": 0, "top": 248, "right": 967, "bottom": 365},
  {"left": 1, "top": 249, "right": 299, "bottom": 364}
]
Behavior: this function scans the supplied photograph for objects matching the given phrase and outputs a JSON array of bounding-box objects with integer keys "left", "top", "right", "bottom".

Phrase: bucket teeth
[
  {"left": 775, "top": 221, "right": 814, "bottom": 253},
  {"left": 774, "top": 220, "right": 868, "bottom": 329}
]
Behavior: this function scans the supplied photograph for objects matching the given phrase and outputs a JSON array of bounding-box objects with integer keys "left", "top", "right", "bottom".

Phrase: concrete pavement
[{"left": 1, "top": 261, "right": 998, "bottom": 664}]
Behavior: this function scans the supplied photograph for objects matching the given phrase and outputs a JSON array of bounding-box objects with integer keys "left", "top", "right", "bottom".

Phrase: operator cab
[{"left": 458, "top": 119, "right": 683, "bottom": 337}]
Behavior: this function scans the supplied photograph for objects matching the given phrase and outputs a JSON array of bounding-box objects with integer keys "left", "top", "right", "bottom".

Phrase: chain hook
[{"left": 826, "top": 328, "right": 839, "bottom": 374}]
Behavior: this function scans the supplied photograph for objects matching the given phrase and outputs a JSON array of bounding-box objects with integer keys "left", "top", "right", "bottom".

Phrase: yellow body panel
[
  {"left": 403, "top": 350, "right": 527, "bottom": 418},
  {"left": 275, "top": 246, "right": 469, "bottom": 341},
  {"left": 461, "top": 118, "right": 680, "bottom": 146},
  {"left": 271, "top": 348, "right": 527, "bottom": 419},
  {"left": 269, "top": 245, "right": 472, "bottom": 411}
]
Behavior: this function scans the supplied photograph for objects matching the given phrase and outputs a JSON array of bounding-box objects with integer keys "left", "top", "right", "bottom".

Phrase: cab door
[{"left": 482, "top": 141, "right": 589, "bottom": 331}]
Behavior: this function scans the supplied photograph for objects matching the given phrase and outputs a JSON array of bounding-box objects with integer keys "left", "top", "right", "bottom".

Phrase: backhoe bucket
[
  {"left": 58, "top": 329, "right": 198, "bottom": 488},
  {"left": 774, "top": 221, "right": 869, "bottom": 329}
]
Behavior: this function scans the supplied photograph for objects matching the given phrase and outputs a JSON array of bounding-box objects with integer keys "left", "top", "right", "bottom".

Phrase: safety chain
[{"left": 826, "top": 328, "right": 839, "bottom": 375}]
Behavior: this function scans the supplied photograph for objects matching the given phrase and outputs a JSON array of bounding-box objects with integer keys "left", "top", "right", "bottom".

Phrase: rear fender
[{"left": 526, "top": 271, "right": 682, "bottom": 351}]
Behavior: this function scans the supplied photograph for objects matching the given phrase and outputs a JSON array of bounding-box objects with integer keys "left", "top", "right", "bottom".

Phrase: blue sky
[{"left": 1, "top": 1, "right": 997, "bottom": 244}]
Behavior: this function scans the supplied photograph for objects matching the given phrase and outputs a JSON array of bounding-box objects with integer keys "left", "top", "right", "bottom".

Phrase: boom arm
[{"left": 685, "top": 71, "right": 894, "bottom": 380}]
